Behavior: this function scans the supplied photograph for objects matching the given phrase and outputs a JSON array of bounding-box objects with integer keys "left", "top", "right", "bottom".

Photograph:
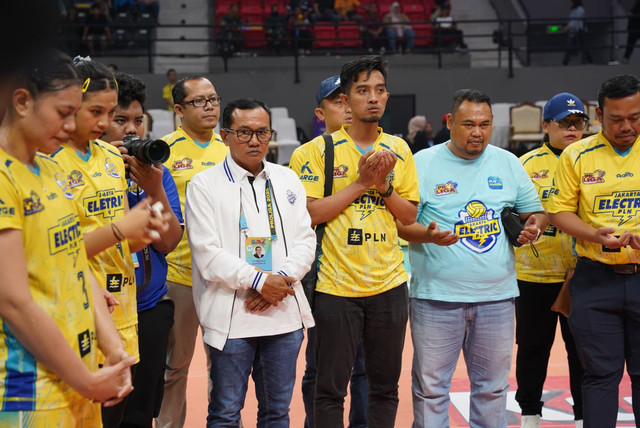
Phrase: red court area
[{"left": 183, "top": 324, "right": 635, "bottom": 427}]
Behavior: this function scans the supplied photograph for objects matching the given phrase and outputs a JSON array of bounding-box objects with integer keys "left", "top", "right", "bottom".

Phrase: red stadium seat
[
  {"left": 313, "top": 24, "right": 337, "bottom": 50},
  {"left": 337, "top": 21, "right": 361, "bottom": 48},
  {"left": 405, "top": 4, "right": 426, "bottom": 23},
  {"left": 242, "top": 27, "right": 267, "bottom": 48},
  {"left": 241, "top": 5, "right": 264, "bottom": 24},
  {"left": 413, "top": 23, "right": 434, "bottom": 47}
]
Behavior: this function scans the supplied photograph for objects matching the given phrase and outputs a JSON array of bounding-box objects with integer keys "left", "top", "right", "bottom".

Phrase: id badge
[
  {"left": 132, "top": 252, "right": 140, "bottom": 268},
  {"left": 245, "top": 236, "right": 272, "bottom": 273}
]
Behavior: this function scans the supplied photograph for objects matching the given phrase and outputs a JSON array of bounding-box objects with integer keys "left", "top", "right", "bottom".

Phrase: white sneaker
[
  {"left": 521, "top": 415, "right": 541, "bottom": 428},
  {"left": 575, "top": 420, "right": 583, "bottom": 428}
]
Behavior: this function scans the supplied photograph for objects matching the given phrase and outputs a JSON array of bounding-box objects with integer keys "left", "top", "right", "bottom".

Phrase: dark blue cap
[
  {"left": 543, "top": 92, "right": 589, "bottom": 121},
  {"left": 315, "top": 75, "right": 342, "bottom": 106}
]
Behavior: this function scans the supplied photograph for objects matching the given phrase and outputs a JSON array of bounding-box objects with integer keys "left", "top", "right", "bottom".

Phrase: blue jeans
[
  {"left": 206, "top": 329, "right": 304, "bottom": 428},
  {"left": 385, "top": 27, "right": 415, "bottom": 52},
  {"left": 302, "top": 327, "right": 368, "bottom": 428},
  {"left": 410, "top": 298, "right": 514, "bottom": 428}
]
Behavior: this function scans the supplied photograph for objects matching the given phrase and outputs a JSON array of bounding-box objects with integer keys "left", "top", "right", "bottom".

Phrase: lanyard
[{"left": 239, "top": 178, "right": 277, "bottom": 241}]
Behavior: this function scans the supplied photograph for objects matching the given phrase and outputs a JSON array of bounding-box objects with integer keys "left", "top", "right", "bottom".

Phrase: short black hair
[
  {"left": 222, "top": 98, "right": 271, "bottom": 129},
  {"left": 597, "top": 74, "right": 640, "bottom": 111},
  {"left": 171, "top": 75, "right": 207, "bottom": 105},
  {"left": 340, "top": 55, "right": 388, "bottom": 95},
  {"left": 73, "top": 57, "right": 117, "bottom": 97},
  {"left": 114, "top": 72, "right": 146, "bottom": 110},
  {"left": 16, "top": 49, "right": 79, "bottom": 99},
  {"left": 167, "top": 68, "right": 176, "bottom": 76},
  {"left": 451, "top": 89, "right": 491, "bottom": 117}
]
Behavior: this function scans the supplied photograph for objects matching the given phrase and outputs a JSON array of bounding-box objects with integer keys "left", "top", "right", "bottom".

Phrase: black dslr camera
[{"left": 122, "top": 135, "right": 170, "bottom": 165}]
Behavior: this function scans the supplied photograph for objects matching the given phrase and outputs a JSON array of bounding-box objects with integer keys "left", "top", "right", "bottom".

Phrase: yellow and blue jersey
[
  {"left": 0, "top": 150, "right": 97, "bottom": 411},
  {"left": 548, "top": 131, "right": 640, "bottom": 265},
  {"left": 161, "top": 127, "right": 228, "bottom": 286},
  {"left": 50, "top": 140, "right": 138, "bottom": 360},
  {"left": 294, "top": 125, "right": 419, "bottom": 297},
  {"left": 516, "top": 144, "right": 576, "bottom": 282}
]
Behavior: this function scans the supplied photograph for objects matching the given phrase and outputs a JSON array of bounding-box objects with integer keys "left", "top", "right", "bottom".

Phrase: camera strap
[{"left": 134, "top": 187, "right": 154, "bottom": 291}]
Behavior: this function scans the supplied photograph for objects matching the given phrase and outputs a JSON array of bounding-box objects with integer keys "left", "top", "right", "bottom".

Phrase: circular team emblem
[
  {"left": 453, "top": 200, "right": 501, "bottom": 253},
  {"left": 104, "top": 158, "right": 120, "bottom": 179}
]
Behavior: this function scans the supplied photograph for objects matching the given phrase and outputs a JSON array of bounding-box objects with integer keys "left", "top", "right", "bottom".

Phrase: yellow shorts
[
  {"left": 0, "top": 399, "right": 101, "bottom": 427},
  {"left": 98, "top": 324, "right": 139, "bottom": 365}
]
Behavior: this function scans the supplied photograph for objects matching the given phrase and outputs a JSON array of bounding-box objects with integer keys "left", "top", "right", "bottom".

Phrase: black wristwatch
[{"left": 378, "top": 182, "right": 394, "bottom": 198}]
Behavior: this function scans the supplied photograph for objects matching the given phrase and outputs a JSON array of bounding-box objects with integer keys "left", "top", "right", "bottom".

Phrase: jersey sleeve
[
  {"left": 294, "top": 137, "right": 326, "bottom": 199},
  {"left": 393, "top": 141, "right": 420, "bottom": 203},
  {"left": 513, "top": 156, "right": 544, "bottom": 213},
  {"left": 0, "top": 171, "right": 23, "bottom": 231},
  {"left": 162, "top": 166, "right": 184, "bottom": 224},
  {"left": 547, "top": 150, "right": 580, "bottom": 214}
]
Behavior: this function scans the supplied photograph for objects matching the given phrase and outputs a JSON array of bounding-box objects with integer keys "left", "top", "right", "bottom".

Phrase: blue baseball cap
[
  {"left": 543, "top": 92, "right": 589, "bottom": 121},
  {"left": 315, "top": 75, "right": 342, "bottom": 106}
]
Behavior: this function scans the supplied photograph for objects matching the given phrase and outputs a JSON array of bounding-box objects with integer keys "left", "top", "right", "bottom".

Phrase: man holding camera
[
  {"left": 157, "top": 75, "right": 229, "bottom": 428},
  {"left": 398, "top": 89, "right": 547, "bottom": 428},
  {"left": 102, "top": 72, "right": 183, "bottom": 427}
]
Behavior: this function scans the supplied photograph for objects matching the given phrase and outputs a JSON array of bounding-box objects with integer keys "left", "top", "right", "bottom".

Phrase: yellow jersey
[
  {"left": 0, "top": 151, "right": 97, "bottom": 411},
  {"left": 162, "top": 84, "right": 174, "bottom": 111},
  {"left": 294, "top": 126, "right": 419, "bottom": 297},
  {"left": 50, "top": 141, "right": 138, "bottom": 359},
  {"left": 548, "top": 131, "right": 640, "bottom": 264},
  {"left": 516, "top": 143, "right": 576, "bottom": 282},
  {"left": 162, "top": 127, "right": 229, "bottom": 286}
]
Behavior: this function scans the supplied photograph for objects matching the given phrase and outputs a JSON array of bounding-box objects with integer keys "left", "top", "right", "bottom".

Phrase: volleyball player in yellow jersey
[
  {"left": 49, "top": 57, "right": 169, "bottom": 427},
  {"left": 157, "top": 75, "right": 228, "bottom": 428},
  {"left": 0, "top": 49, "right": 135, "bottom": 427},
  {"left": 515, "top": 93, "right": 587, "bottom": 428}
]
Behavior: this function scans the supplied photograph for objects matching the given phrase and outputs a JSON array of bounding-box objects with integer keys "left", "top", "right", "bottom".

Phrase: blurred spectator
[
  {"left": 92, "top": 0, "right": 111, "bottom": 22},
  {"left": 288, "top": 5, "right": 314, "bottom": 54},
  {"left": 407, "top": 115, "right": 436, "bottom": 154},
  {"left": 113, "top": 0, "right": 135, "bottom": 14},
  {"left": 265, "top": 5, "right": 288, "bottom": 55},
  {"left": 163, "top": 68, "right": 177, "bottom": 111},
  {"left": 218, "top": 4, "right": 245, "bottom": 58},
  {"left": 138, "top": 0, "right": 159, "bottom": 23},
  {"left": 107, "top": 63, "right": 119, "bottom": 73},
  {"left": 562, "top": 0, "right": 593, "bottom": 65},
  {"left": 362, "top": 3, "right": 385, "bottom": 54},
  {"left": 335, "top": 0, "right": 362, "bottom": 23},
  {"left": 312, "top": 0, "right": 338, "bottom": 23},
  {"left": 60, "top": 6, "right": 84, "bottom": 54},
  {"left": 622, "top": 0, "right": 640, "bottom": 64},
  {"left": 432, "top": 2, "right": 467, "bottom": 51},
  {"left": 288, "top": 0, "right": 314, "bottom": 17},
  {"left": 433, "top": 113, "right": 450, "bottom": 145},
  {"left": 82, "top": 3, "right": 112, "bottom": 55},
  {"left": 383, "top": 2, "right": 415, "bottom": 54}
]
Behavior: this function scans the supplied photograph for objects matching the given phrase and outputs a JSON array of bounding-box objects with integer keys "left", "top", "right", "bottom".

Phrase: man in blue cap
[
  {"left": 515, "top": 92, "right": 588, "bottom": 428},
  {"left": 289, "top": 75, "right": 368, "bottom": 428}
]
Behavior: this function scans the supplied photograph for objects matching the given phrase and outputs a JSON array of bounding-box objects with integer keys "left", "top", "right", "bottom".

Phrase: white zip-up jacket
[{"left": 186, "top": 154, "right": 316, "bottom": 350}]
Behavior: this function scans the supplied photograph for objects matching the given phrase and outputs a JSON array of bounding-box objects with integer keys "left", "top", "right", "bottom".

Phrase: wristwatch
[{"left": 378, "top": 182, "right": 394, "bottom": 198}]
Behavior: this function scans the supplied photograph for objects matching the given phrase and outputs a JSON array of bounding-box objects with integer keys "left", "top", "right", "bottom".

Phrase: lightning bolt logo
[{"left": 454, "top": 201, "right": 501, "bottom": 254}]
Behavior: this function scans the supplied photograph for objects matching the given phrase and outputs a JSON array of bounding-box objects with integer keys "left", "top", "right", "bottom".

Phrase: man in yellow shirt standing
[{"left": 162, "top": 68, "right": 177, "bottom": 111}]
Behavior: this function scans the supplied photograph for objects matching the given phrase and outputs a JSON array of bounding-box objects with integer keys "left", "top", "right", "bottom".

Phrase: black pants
[
  {"left": 569, "top": 258, "right": 640, "bottom": 427},
  {"left": 313, "top": 284, "right": 408, "bottom": 428},
  {"left": 563, "top": 30, "right": 593, "bottom": 65},
  {"left": 120, "top": 299, "right": 174, "bottom": 428},
  {"left": 515, "top": 280, "right": 584, "bottom": 419}
]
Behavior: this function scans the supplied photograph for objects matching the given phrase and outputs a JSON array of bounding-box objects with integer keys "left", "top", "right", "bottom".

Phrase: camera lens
[{"left": 123, "top": 135, "right": 170, "bottom": 164}]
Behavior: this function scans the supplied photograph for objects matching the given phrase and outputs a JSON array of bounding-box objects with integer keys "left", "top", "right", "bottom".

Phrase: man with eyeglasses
[
  {"left": 548, "top": 74, "right": 640, "bottom": 427},
  {"left": 185, "top": 97, "right": 315, "bottom": 426},
  {"left": 515, "top": 92, "right": 587, "bottom": 428},
  {"left": 157, "top": 75, "right": 229, "bottom": 428}
]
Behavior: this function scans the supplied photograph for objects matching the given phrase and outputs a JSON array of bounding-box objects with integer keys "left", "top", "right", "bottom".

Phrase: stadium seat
[
  {"left": 243, "top": 27, "right": 266, "bottom": 48},
  {"left": 313, "top": 24, "right": 337, "bottom": 50},
  {"left": 414, "top": 24, "right": 434, "bottom": 47},
  {"left": 405, "top": 4, "right": 426, "bottom": 23},
  {"left": 241, "top": 5, "right": 264, "bottom": 24},
  {"left": 337, "top": 21, "right": 361, "bottom": 49}
]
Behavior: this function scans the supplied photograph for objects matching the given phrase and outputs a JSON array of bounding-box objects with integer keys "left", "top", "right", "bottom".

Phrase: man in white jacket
[{"left": 185, "top": 97, "right": 316, "bottom": 427}]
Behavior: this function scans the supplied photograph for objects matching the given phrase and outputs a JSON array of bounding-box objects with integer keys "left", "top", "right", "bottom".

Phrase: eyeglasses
[
  {"left": 224, "top": 128, "right": 274, "bottom": 143},
  {"left": 552, "top": 117, "right": 587, "bottom": 130},
  {"left": 179, "top": 96, "right": 222, "bottom": 108}
]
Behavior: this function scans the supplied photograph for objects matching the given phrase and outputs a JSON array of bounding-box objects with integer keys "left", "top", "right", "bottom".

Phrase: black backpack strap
[{"left": 316, "top": 134, "right": 334, "bottom": 237}]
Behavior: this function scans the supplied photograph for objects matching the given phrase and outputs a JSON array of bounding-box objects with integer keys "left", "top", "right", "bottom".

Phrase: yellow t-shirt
[
  {"left": 50, "top": 141, "right": 138, "bottom": 359},
  {"left": 515, "top": 144, "right": 576, "bottom": 282},
  {"left": 294, "top": 126, "right": 419, "bottom": 297},
  {"left": 162, "top": 127, "right": 229, "bottom": 286},
  {"left": 162, "top": 83, "right": 174, "bottom": 111},
  {"left": 0, "top": 151, "right": 97, "bottom": 411},
  {"left": 548, "top": 131, "right": 640, "bottom": 264}
]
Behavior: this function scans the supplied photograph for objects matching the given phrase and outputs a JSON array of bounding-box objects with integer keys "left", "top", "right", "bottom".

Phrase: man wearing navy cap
[
  {"left": 515, "top": 92, "right": 588, "bottom": 428},
  {"left": 290, "top": 75, "right": 368, "bottom": 428},
  {"left": 549, "top": 75, "right": 640, "bottom": 427}
]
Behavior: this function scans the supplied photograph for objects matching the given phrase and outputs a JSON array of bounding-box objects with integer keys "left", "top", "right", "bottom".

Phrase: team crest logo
[
  {"left": 23, "top": 191, "right": 44, "bottom": 216},
  {"left": 347, "top": 228, "right": 363, "bottom": 245},
  {"left": 532, "top": 170, "right": 549, "bottom": 180},
  {"left": 582, "top": 169, "right": 605, "bottom": 184},
  {"left": 173, "top": 157, "right": 193, "bottom": 170},
  {"left": 106, "top": 273, "right": 123, "bottom": 293},
  {"left": 77, "top": 329, "right": 91, "bottom": 358},
  {"left": 127, "top": 179, "right": 143, "bottom": 196},
  {"left": 333, "top": 164, "right": 348, "bottom": 178},
  {"left": 54, "top": 172, "right": 74, "bottom": 199},
  {"left": 353, "top": 189, "right": 386, "bottom": 220},
  {"left": 66, "top": 170, "right": 85, "bottom": 188},
  {"left": 435, "top": 181, "right": 458, "bottom": 196},
  {"left": 48, "top": 214, "right": 82, "bottom": 266},
  {"left": 286, "top": 190, "right": 296, "bottom": 205},
  {"left": 594, "top": 190, "right": 640, "bottom": 226},
  {"left": 453, "top": 200, "right": 501, "bottom": 253},
  {"left": 104, "top": 158, "right": 120, "bottom": 179}
]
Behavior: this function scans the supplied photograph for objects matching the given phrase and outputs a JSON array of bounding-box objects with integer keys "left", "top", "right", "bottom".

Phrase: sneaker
[
  {"left": 521, "top": 415, "right": 541, "bottom": 428},
  {"left": 575, "top": 420, "right": 583, "bottom": 428}
]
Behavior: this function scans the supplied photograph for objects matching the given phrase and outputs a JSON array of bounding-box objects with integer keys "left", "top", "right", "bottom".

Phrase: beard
[{"left": 361, "top": 116, "right": 381, "bottom": 123}]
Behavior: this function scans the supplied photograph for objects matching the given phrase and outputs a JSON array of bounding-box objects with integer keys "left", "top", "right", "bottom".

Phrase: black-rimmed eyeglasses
[
  {"left": 179, "top": 96, "right": 222, "bottom": 108},
  {"left": 552, "top": 117, "right": 587, "bottom": 130},
  {"left": 224, "top": 128, "right": 274, "bottom": 143}
]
